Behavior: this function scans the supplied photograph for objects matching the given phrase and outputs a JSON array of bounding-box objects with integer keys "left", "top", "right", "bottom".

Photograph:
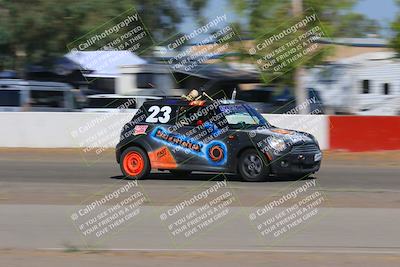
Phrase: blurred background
[{"left": 0, "top": 0, "right": 399, "bottom": 115}]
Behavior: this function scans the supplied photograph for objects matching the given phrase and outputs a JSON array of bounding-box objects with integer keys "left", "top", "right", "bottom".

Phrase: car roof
[{"left": 143, "top": 98, "right": 247, "bottom": 107}]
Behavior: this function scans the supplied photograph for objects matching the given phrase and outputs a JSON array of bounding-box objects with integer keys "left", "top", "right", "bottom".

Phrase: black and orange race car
[{"left": 116, "top": 95, "right": 322, "bottom": 182}]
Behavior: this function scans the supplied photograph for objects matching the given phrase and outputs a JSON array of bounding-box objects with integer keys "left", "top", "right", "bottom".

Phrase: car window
[{"left": 219, "top": 104, "right": 268, "bottom": 126}]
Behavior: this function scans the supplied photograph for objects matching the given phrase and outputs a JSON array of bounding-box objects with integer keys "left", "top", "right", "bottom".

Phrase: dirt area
[{"left": 1, "top": 249, "right": 399, "bottom": 267}]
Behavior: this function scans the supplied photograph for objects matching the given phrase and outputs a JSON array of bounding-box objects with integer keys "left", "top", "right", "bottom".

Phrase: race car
[{"left": 116, "top": 93, "right": 322, "bottom": 182}]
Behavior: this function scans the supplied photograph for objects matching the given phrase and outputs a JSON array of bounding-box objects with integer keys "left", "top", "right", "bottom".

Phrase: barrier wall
[
  {"left": 329, "top": 116, "right": 400, "bottom": 152},
  {"left": 1, "top": 112, "right": 399, "bottom": 151},
  {"left": 0, "top": 112, "right": 329, "bottom": 149},
  {"left": 0, "top": 112, "right": 133, "bottom": 148}
]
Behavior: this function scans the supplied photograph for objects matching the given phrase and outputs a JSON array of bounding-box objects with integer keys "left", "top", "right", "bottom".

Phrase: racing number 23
[{"left": 145, "top": 106, "right": 172, "bottom": 123}]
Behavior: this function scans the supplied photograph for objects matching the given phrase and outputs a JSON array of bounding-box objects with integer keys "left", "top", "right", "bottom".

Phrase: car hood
[{"left": 251, "top": 127, "right": 314, "bottom": 145}]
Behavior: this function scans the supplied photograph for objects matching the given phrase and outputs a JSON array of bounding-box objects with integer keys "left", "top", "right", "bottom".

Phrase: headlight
[{"left": 267, "top": 137, "right": 287, "bottom": 154}]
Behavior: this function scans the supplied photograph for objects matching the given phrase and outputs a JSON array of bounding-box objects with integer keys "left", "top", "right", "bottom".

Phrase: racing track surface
[{"left": 0, "top": 148, "right": 399, "bottom": 267}]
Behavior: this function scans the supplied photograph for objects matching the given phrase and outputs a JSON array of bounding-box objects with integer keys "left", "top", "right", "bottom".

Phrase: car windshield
[{"left": 219, "top": 104, "right": 269, "bottom": 127}]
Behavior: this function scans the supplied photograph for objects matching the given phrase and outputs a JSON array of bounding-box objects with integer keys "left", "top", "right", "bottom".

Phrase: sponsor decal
[
  {"left": 133, "top": 125, "right": 148, "bottom": 135},
  {"left": 148, "top": 146, "right": 177, "bottom": 169},
  {"left": 157, "top": 146, "right": 167, "bottom": 159},
  {"left": 151, "top": 127, "right": 227, "bottom": 165},
  {"left": 153, "top": 127, "right": 203, "bottom": 153},
  {"left": 207, "top": 142, "right": 226, "bottom": 163}
]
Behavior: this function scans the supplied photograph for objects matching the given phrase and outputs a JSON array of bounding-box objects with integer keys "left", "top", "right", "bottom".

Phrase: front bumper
[{"left": 269, "top": 147, "right": 322, "bottom": 175}]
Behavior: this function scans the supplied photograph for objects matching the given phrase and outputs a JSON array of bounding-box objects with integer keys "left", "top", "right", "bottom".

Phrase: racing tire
[
  {"left": 120, "top": 147, "right": 150, "bottom": 180},
  {"left": 169, "top": 170, "right": 192, "bottom": 177},
  {"left": 238, "top": 149, "right": 269, "bottom": 182}
]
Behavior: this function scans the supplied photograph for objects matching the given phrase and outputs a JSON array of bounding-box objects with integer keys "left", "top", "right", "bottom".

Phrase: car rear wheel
[
  {"left": 238, "top": 149, "right": 269, "bottom": 182},
  {"left": 169, "top": 170, "right": 192, "bottom": 177},
  {"left": 120, "top": 147, "right": 150, "bottom": 179}
]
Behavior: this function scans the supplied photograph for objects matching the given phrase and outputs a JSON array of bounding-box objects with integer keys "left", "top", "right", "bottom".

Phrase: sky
[
  {"left": 179, "top": 0, "right": 398, "bottom": 39},
  {"left": 354, "top": 0, "right": 397, "bottom": 33}
]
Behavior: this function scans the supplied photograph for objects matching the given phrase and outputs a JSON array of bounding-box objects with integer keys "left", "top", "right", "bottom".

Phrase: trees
[
  {"left": 391, "top": 0, "right": 400, "bottom": 54},
  {"left": 336, "top": 13, "right": 380, "bottom": 38},
  {"left": 230, "top": 0, "right": 380, "bottom": 113},
  {"left": 0, "top": 0, "right": 186, "bottom": 70}
]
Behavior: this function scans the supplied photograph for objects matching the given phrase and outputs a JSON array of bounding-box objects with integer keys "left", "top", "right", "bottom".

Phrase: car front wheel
[{"left": 238, "top": 149, "right": 269, "bottom": 182}]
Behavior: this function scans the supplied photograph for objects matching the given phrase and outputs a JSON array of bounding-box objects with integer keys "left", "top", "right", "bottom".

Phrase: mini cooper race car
[{"left": 116, "top": 94, "right": 322, "bottom": 182}]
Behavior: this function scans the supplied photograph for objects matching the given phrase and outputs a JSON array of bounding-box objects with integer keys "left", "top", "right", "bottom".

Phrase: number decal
[
  {"left": 146, "top": 106, "right": 160, "bottom": 123},
  {"left": 159, "top": 106, "right": 172, "bottom": 123},
  {"left": 145, "top": 106, "right": 172, "bottom": 123}
]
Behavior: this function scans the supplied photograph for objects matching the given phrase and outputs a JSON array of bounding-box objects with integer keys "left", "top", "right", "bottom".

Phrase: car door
[{"left": 172, "top": 104, "right": 230, "bottom": 171}]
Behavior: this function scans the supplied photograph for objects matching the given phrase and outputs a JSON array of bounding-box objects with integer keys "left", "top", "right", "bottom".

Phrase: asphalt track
[{"left": 0, "top": 149, "right": 399, "bottom": 266}]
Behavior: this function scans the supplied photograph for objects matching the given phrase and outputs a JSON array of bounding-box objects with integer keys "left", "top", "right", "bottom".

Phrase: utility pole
[{"left": 292, "top": 0, "right": 309, "bottom": 114}]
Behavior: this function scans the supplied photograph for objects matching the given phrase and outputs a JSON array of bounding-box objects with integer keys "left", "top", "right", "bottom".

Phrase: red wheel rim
[{"left": 123, "top": 151, "right": 144, "bottom": 176}]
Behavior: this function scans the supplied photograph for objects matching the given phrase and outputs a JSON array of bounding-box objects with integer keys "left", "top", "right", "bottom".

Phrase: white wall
[
  {"left": 265, "top": 114, "right": 329, "bottom": 150},
  {"left": 0, "top": 112, "right": 329, "bottom": 149},
  {"left": 0, "top": 112, "right": 133, "bottom": 148}
]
